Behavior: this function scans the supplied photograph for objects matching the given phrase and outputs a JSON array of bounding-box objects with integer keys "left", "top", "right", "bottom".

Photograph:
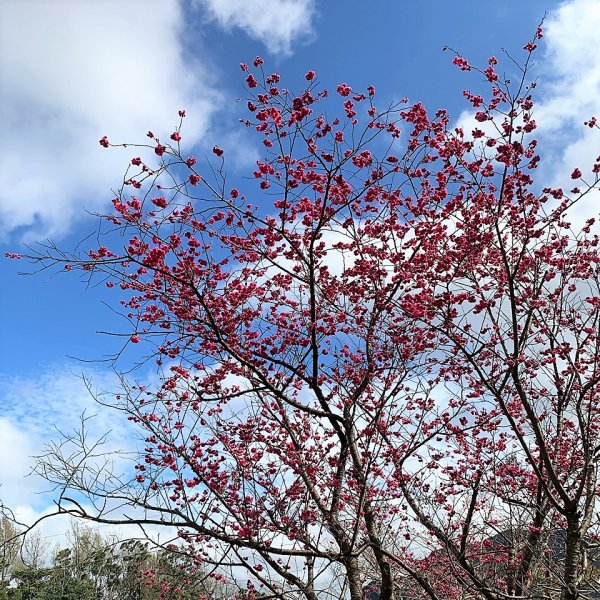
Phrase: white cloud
[
  {"left": 451, "top": 0, "right": 600, "bottom": 228},
  {"left": 0, "top": 364, "right": 177, "bottom": 558},
  {"left": 534, "top": 0, "right": 600, "bottom": 224},
  {"left": 0, "top": 0, "right": 219, "bottom": 242},
  {"left": 0, "top": 368, "right": 133, "bottom": 444},
  {"left": 196, "top": 0, "right": 315, "bottom": 55},
  {"left": 0, "top": 365, "right": 239, "bottom": 553},
  {"left": 536, "top": 0, "right": 600, "bottom": 134},
  {"left": 0, "top": 417, "right": 37, "bottom": 509},
  {"left": 0, "top": 0, "right": 316, "bottom": 243},
  {"left": 0, "top": 367, "right": 137, "bottom": 517}
]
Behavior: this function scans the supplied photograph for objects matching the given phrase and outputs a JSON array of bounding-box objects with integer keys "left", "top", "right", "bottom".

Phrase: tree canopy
[{"left": 7, "top": 26, "right": 600, "bottom": 600}]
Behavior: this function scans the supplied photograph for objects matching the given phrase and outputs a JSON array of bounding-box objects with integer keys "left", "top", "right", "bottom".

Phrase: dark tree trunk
[{"left": 562, "top": 514, "right": 582, "bottom": 600}]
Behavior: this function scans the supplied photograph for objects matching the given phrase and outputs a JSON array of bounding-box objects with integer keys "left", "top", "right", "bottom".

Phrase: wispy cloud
[
  {"left": 0, "top": 366, "right": 177, "bottom": 549},
  {"left": 0, "top": 367, "right": 135, "bottom": 512},
  {"left": 195, "top": 0, "right": 316, "bottom": 56}
]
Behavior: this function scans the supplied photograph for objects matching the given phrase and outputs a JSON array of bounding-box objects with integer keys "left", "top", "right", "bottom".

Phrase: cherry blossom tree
[{"left": 11, "top": 27, "right": 600, "bottom": 600}]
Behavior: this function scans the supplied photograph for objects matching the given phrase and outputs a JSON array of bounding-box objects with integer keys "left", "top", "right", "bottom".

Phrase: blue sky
[{"left": 1, "top": 0, "right": 599, "bottom": 539}]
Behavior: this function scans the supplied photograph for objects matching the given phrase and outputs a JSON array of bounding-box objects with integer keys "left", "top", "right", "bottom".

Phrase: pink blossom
[
  {"left": 152, "top": 196, "right": 168, "bottom": 209},
  {"left": 337, "top": 83, "right": 352, "bottom": 97},
  {"left": 452, "top": 56, "right": 471, "bottom": 71}
]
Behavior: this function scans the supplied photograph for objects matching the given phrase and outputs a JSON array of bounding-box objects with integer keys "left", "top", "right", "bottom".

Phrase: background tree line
[{"left": 0, "top": 517, "right": 233, "bottom": 600}]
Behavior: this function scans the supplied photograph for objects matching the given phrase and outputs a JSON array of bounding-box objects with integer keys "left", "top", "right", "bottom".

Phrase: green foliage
[{"left": 0, "top": 521, "right": 233, "bottom": 600}]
